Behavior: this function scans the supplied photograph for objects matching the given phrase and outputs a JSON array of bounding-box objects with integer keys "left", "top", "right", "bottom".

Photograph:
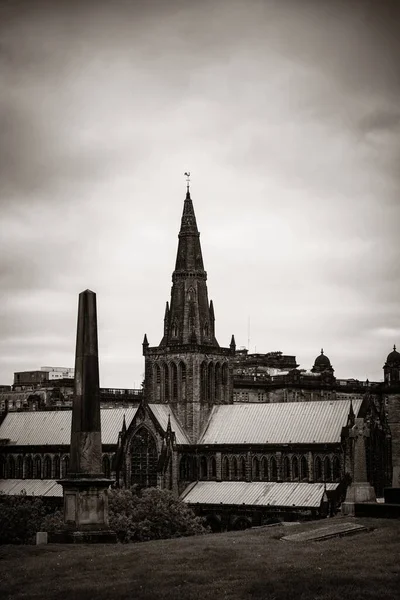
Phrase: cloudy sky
[{"left": 0, "top": 0, "right": 399, "bottom": 387}]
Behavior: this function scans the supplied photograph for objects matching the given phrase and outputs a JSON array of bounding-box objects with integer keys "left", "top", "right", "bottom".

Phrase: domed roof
[
  {"left": 386, "top": 345, "right": 400, "bottom": 364},
  {"left": 314, "top": 349, "right": 331, "bottom": 367}
]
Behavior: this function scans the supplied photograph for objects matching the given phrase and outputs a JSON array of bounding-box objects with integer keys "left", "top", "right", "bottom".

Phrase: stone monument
[
  {"left": 57, "top": 289, "right": 117, "bottom": 543},
  {"left": 342, "top": 417, "right": 376, "bottom": 516}
]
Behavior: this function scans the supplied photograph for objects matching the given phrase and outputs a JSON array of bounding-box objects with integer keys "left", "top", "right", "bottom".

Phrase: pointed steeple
[
  {"left": 142, "top": 333, "right": 149, "bottom": 356},
  {"left": 122, "top": 413, "right": 127, "bottom": 435},
  {"left": 159, "top": 185, "right": 219, "bottom": 348},
  {"left": 230, "top": 334, "right": 236, "bottom": 352}
]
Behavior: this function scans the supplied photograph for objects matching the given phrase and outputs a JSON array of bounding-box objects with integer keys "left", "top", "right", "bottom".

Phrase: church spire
[{"left": 159, "top": 181, "right": 218, "bottom": 348}]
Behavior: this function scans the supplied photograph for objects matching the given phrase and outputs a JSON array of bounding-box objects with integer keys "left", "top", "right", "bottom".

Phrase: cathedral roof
[
  {"left": 0, "top": 407, "right": 137, "bottom": 446},
  {"left": 181, "top": 481, "right": 339, "bottom": 509},
  {"left": 200, "top": 399, "right": 363, "bottom": 445},
  {"left": 148, "top": 404, "right": 189, "bottom": 444}
]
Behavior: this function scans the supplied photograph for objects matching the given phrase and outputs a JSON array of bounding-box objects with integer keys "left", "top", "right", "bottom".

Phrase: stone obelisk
[{"left": 58, "top": 290, "right": 116, "bottom": 543}]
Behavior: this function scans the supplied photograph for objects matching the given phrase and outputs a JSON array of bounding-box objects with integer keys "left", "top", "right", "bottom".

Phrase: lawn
[{"left": 1, "top": 516, "right": 399, "bottom": 600}]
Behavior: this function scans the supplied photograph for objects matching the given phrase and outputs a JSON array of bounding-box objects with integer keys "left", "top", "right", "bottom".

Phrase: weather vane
[{"left": 184, "top": 171, "right": 191, "bottom": 191}]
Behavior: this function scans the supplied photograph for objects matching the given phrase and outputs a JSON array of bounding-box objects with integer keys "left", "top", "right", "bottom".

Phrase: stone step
[{"left": 281, "top": 521, "right": 368, "bottom": 542}]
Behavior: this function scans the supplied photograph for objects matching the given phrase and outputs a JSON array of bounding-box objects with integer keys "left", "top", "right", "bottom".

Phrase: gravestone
[
  {"left": 342, "top": 417, "right": 376, "bottom": 516},
  {"left": 56, "top": 290, "right": 117, "bottom": 543}
]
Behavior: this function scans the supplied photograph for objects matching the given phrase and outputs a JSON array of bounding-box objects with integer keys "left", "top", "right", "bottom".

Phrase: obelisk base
[
  {"left": 54, "top": 477, "right": 117, "bottom": 543},
  {"left": 342, "top": 482, "right": 377, "bottom": 516}
]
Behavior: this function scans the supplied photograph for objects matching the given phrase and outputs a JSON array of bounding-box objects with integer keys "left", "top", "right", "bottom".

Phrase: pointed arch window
[
  {"left": 179, "top": 361, "right": 186, "bottom": 401},
  {"left": 261, "top": 457, "right": 269, "bottom": 480},
  {"left": 171, "top": 362, "right": 178, "bottom": 401},
  {"left": 179, "top": 455, "right": 188, "bottom": 480},
  {"left": 187, "top": 287, "right": 196, "bottom": 302},
  {"left": 33, "top": 456, "right": 42, "bottom": 479},
  {"left": 200, "top": 456, "right": 208, "bottom": 479},
  {"left": 164, "top": 363, "right": 170, "bottom": 402},
  {"left": 61, "top": 456, "right": 69, "bottom": 478},
  {"left": 130, "top": 427, "right": 158, "bottom": 488},
  {"left": 16, "top": 456, "right": 23, "bottom": 478},
  {"left": 270, "top": 456, "right": 278, "bottom": 481},
  {"left": 172, "top": 320, "right": 178, "bottom": 338},
  {"left": 203, "top": 322, "right": 209, "bottom": 337},
  {"left": 240, "top": 456, "right": 247, "bottom": 480},
  {"left": 301, "top": 455, "right": 309, "bottom": 481},
  {"left": 333, "top": 456, "right": 341, "bottom": 481},
  {"left": 283, "top": 456, "right": 290, "bottom": 481},
  {"left": 25, "top": 456, "right": 33, "bottom": 478},
  {"left": 200, "top": 361, "right": 207, "bottom": 400},
  {"left": 53, "top": 456, "right": 61, "bottom": 479},
  {"left": 324, "top": 456, "right": 332, "bottom": 482},
  {"left": 315, "top": 456, "right": 323, "bottom": 481},
  {"left": 8, "top": 456, "right": 16, "bottom": 479},
  {"left": 43, "top": 456, "right": 52, "bottom": 479},
  {"left": 222, "top": 456, "right": 230, "bottom": 480},
  {"left": 210, "top": 456, "right": 217, "bottom": 478},
  {"left": 215, "top": 363, "right": 221, "bottom": 402},
  {"left": 253, "top": 457, "right": 260, "bottom": 480},
  {"left": 232, "top": 456, "right": 238, "bottom": 480},
  {"left": 292, "top": 456, "right": 299, "bottom": 480}
]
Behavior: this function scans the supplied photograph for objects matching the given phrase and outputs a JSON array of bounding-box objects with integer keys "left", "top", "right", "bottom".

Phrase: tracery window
[
  {"left": 200, "top": 456, "right": 208, "bottom": 479},
  {"left": 210, "top": 456, "right": 217, "bottom": 478},
  {"left": 332, "top": 456, "right": 341, "bottom": 481},
  {"left": 261, "top": 457, "right": 269, "bottom": 480},
  {"left": 324, "top": 456, "right": 332, "bottom": 481},
  {"left": 53, "top": 455, "right": 61, "bottom": 479},
  {"left": 130, "top": 428, "right": 158, "bottom": 488},
  {"left": 222, "top": 456, "right": 230, "bottom": 480},
  {"left": 16, "top": 456, "right": 23, "bottom": 478},
  {"left": 25, "top": 456, "right": 33, "bottom": 478},
  {"left": 240, "top": 456, "right": 247, "bottom": 479},
  {"left": 315, "top": 456, "right": 323, "bottom": 481},
  {"left": 292, "top": 456, "right": 299, "bottom": 480},
  {"left": 253, "top": 456, "right": 260, "bottom": 480},
  {"left": 283, "top": 456, "right": 290, "bottom": 481},
  {"left": 231, "top": 456, "right": 238, "bottom": 480},
  {"left": 270, "top": 456, "right": 278, "bottom": 481}
]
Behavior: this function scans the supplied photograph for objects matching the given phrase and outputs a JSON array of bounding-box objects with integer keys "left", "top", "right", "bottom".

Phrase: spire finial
[
  {"left": 184, "top": 171, "right": 191, "bottom": 197},
  {"left": 321, "top": 348, "right": 324, "bottom": 355},
  {"left": 394, "top": 344, "right": 396, "bottom": 352}
]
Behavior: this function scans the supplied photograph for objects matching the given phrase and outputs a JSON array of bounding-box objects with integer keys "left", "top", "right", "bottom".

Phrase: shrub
[
  {"left": 39, "top": 487, "right": 208, "bottom": 543},
  {"left": 0, "top": 492, "right": 46, "bottom": 545},
  {"left": 108, "top": 487, "right": 208, "bottom": 543}
]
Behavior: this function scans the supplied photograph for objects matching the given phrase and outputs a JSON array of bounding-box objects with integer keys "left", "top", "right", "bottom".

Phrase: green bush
[
  {"left": 0, "top": 492, "right": 46, "bottom": 545},
  {"left": 109, "top": 487, "right": 208, "bottom": 543},
  {"left": 39, "top": 487, "right": 208, "bottom": 543}
]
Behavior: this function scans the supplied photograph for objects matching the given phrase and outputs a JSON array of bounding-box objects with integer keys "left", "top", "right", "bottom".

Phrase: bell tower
[{"left": 143, "top": 180, "right": 235, "bottom": 442}]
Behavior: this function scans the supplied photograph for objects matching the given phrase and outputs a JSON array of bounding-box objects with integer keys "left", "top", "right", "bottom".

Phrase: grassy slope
[{"left": 1, "top": 517, "right": 399, "bottom": 600}]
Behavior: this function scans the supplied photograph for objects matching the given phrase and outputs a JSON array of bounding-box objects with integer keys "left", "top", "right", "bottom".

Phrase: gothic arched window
[
  {"left": 222, "top": 456, "right": 230, "bottom": 480},
  {"left": 270, "top": 456, "right": 278, "bottom": 481},
  {"left": 43, "top": 456, "right": 52, "bottom": 479},
  {"left": 210, "top": 456, "right": 217, "bottom": 478},
  {"left": 324, "top": 456, "right": 332, "bottom": 481},
  {"left": 130, "top": 427, "right": 158, "bottom": 488},
  {"left": 180, "top": 455, "right": 188, "bottom": 480},
  {"left": 61, "top": 456, "right": 69, "bottom": 478},
  {"left": 179, "top": 362, "right": 187, "bottom": 401},
  {"left": 16, "top": 456, "right": 23, "bottom": 478},
  {"left": 301, "top": 456, "right": 309, "bottom": 480},
  {"left": 163, "top": 363, "right": 170, "bottom": 401},
  {"left": 200, "top": 361, "right": 207, "bottom": 400},
  {"left": 240, "top": 456, "right": 247, "bottom": 479},
  {"left": 333, "top": 456, "right": 341, "bottom": 481},
  {"left": 261, "top": 457, "right": 269, "bottom": 480},
  {"left": 283, "top": 456, "right": 290, "bottom": 481},
  {"left": 253, "top": 457, "right": 260, "bottom": 480},
  {"left": 200, "top": 456, "right": 208, "bottom": 479},
  {"left": 315, "top": 456, "right": 323, "bottom": 481},
  {"left": 25, "top": 456, "right": 33, "bottom": 478},
  {"left": 53, "top": 456, "right": 60, "bottom": 479},
  {"left": 171, "top": 363, "right": 178, "bottom": 401},
  {"left": 292, "top": 456, "right": 299, "bottom": 480},
  {"left": 8, "top": 456, "right": 16, "bottom": 479},
  {"left": 232, "top": 456, "right": 238, "bottom": 480}
]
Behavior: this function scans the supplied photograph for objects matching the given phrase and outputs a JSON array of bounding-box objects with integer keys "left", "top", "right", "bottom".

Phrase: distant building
[{"left": 13, "top": 366, "right": 74, "bottom": 391}]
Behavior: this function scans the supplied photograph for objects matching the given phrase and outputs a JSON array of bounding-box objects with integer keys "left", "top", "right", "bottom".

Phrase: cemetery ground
[{"left": 1, "top": 516, "right": 399, "bottom": 600}]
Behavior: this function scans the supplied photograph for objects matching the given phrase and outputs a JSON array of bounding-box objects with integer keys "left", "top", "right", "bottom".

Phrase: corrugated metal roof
[
  {"left": 0, "top": 407, "right": 138, "bottom": 446},
  {"left": 0, "top": 479, "right": 63, "bottom": 497},
  {"left": 200, "top": 399, "right": 363, "bottom": 445},
  {"left": 181, "top": 481, "right": 339, "bottom": 509},
  {"left": 148, "top": 404, "right": 189, "bottom": 445}
]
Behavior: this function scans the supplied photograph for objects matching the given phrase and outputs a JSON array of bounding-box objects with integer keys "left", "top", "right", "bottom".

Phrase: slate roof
[
  {"left": 148, "top": 404, "right": 190, "bottom": 444},
  {"left": 200, "top": 399, "right": 363, "bottom": 445},
  {"left": 181, "top": 481, "right": 339, "bottom": 509},
  {"left": 0, "top": 479, "right": 63, "bottom": 497},
  {"left": 0, "top": 407, "right": 138, "bottom": 446}
]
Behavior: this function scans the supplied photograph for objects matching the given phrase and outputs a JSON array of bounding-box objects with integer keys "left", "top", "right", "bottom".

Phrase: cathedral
[{"left": 0, "top": 185, "right": 399, "bottom": 529}]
